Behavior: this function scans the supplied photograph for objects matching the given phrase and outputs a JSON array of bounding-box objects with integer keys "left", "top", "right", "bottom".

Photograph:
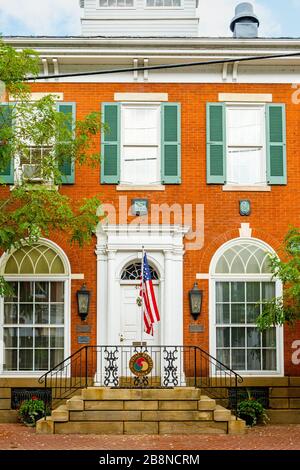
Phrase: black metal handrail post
[
  {"left": 235, "top": 374, "right": 238, "bottom": 420},
  {"left": 194, "top": 347, "right": 197, "bottom": 388},
  {"left": 44, "top": 375, "right": 47, "bottom": 420},
  {"left": 85, "top": 346, "right": 88, "bottom": 388}
]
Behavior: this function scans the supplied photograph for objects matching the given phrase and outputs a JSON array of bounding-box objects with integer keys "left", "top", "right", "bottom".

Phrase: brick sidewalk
[{"left": 0, "top": 423, "right": 300, "bottom": 450}]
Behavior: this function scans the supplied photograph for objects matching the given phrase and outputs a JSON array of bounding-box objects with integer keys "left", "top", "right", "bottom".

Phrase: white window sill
[
  {"left": 117, "top": 184, "right": 165, "bottom": 191},
  {"left": 223, "top": 185, "right": 271, "bottom": 192}
]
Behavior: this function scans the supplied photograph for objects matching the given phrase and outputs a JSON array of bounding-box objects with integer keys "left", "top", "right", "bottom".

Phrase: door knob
[{"left": 120, "top": 334, "right": 125, "bottom": 342}]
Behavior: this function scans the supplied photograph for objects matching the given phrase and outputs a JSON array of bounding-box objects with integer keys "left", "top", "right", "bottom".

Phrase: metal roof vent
[{"left": 230, "top": 2, "right": 259, "bottom": 38}]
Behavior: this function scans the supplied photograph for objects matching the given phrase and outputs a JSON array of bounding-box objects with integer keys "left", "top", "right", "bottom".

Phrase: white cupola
[{"left": 79, "top": 0, "right": 199, "bottom": 37}]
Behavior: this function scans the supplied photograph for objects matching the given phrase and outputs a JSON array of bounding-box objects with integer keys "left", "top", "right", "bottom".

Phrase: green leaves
[
  {"left": 18, "top": 398, "right": 46, "bottom": 426},
  {"left": 0, "top": 42, "right": 39, "bottom": 96},
  {"left": 237, "top": 398, "right": 269, "bottom": 427},
  {"left": 257, "top": 227, "right": 300, "bottom": 330},
  {"left": 0, "top": 37, "right": 104, "bottom": 295}
]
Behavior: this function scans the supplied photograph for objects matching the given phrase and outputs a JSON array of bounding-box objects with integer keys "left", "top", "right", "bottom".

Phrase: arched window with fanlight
[
  {"left": 121, "top": 261, "right": 159, "bottom": 282},
  {"left": 210, "top": 239, "right": 283, "bottom": 375},
  {"left": 0, "top": 241, "right": 70, "bottom": 374}
]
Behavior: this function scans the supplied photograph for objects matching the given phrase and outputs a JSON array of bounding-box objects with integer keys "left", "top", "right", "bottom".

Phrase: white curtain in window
[
  {"left": 121, "top": 105, "right": 160, "bottom": 185},
  {"left": 227, "top": 106, "right": 266, "bottom": 185}
]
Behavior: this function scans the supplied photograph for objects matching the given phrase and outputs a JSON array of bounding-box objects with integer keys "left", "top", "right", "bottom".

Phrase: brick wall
[{"left": 1, "top": 81, "right": 300, "bottom": 376}]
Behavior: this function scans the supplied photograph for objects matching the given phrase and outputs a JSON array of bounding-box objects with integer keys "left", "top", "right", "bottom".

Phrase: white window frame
[
  {"left": 98, "top": 0, "right": 136, "bottom": 8},
  {"left": 209, "top": 238, "right": 284, "bottom": 377},
  {"left": 15, "top": 145, "right": 53, "bottom": 185},
  {"left": 120, "top": 102, "right": 161, "bottom": 186},
  {"left": 13, "top": 102, "right": 56, "bottom": 187},
  {"left": 0, "top": 239, "right": 71, "bottom": 378},
  {"left": 145, "top": 0, "right": 183, "bottom": 8},
  {"left": 225, "top": 103, "right": 267, "bottom": 187}
]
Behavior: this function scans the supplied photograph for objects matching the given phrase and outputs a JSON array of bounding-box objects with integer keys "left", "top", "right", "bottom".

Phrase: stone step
[
  {"left": 69, "top": 410, "right": 214, "bottom": 421},
  {"left": 228, "top": 416, "right": 246, "bottom": 435},
  {"left": 81, "top": 387, "right": 202, "bottom": 401},
  {"left": 52, "top": 404, "right": 69, "bottom": 422},
  {"left": 74, "top": 399, "right": 216, "bottom": 412},
  {"left": 36, "top": 387, "right": 244, "bottom": 435},
  {"left": 213, "top": 405, "right": 232, "bottom": 422}
]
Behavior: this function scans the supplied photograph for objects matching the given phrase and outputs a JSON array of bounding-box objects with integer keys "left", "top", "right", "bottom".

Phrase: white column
[
  {"left": 95, "top": 246, "right": 108, "bottom": 385},
  {"left": 163, "top": 249, "right": 184, "bottom": 346},
  {"left": 163, "top": 250, "right": 175, "bottom": 346},
  {"left": 107, "top": 250, "right": 117, "bottom": 345},
  {"left": 96, "top": 248, "right": 108, "bottom": 346},
  {"left": 172, "top": 248, "right": 184, "bottom": 347}
]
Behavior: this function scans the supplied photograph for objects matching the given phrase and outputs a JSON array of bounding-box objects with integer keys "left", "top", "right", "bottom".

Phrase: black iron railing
[{"left": 38, "top": 345, "right": 243, "bottom": 418}]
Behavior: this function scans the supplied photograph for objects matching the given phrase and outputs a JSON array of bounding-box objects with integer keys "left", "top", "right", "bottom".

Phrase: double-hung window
[
  {"left": 227, "top": 105, "right": 266, "bottom": 186},
  {"left": 101, "top": 102, "right": 181, "bottom": 186},
  {"left": 207, "top": 102, "right": 287, "bottom": 187},
  {"left": 0, "top": 102, "right": 76, "bottom": 185},
  {"left": 121, "top": 104, "right": 160, "bottom": 185}
]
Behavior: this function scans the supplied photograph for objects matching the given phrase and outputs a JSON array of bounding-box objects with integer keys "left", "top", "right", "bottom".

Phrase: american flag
[{"left": 140, "top": 253, "right": 160, "bottom": 336}]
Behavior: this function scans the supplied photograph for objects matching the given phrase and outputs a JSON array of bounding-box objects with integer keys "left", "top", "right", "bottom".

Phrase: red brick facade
[{"left": 2, "top": 81, "right": 300, "bottom": 376}]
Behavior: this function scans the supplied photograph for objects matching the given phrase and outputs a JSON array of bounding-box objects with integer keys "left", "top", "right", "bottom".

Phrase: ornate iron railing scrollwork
[
  {"left": 103, "top": 347, "right": 119, "bottom": 387},
  {"left": 38, "top": 344, "right": 243, "bottom": 419}
]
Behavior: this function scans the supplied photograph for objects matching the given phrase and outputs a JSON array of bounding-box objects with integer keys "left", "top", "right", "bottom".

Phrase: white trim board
[{"left": 219, "top": 93, "right": 273, "bottom": 102}]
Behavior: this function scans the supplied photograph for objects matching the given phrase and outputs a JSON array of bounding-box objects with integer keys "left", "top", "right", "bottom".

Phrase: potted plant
[
  {"left": 18, "top": 396, "right": 46, "bottom": 427},
  {"left": 237, "top": 391, "right": 269, "bottom": 427}
]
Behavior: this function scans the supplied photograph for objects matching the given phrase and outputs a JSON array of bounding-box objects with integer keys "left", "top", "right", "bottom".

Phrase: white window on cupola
[
  {"left": 121, "top": 104, "right": 160, "bottom": 185},
  {"left": 99, "top": 0, "right": 134, "bottom": 7},
  {"left": 146, "top": 0, "right": 181, "bottom": 6}
]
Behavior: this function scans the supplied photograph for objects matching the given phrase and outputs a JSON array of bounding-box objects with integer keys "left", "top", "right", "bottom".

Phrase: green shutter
[
  {"left": 161, "top": 103, "right": 181, "bottom": 184},
  {"left": 206, "top": 103, "right": 226, "bottom": 184},
  {"left": 101, "top": 103, "right": 120, "bottom": 184},
  {"left": 57, "top": 102, "right": 76, "bottom": 184},
  {"left": 0, "top": 104, "right": 14, "bottom": 184},
  {"left": 266, "top": 104, "right": 287, "bottom": 185}
]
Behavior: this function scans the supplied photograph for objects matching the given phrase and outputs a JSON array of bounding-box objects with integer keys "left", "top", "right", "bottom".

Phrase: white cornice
[
  {"left": 97, "top": 224, "right": 190, "bottom": 236},
  {"left": 4, "top": 37, "right": 300, "bottom": 67}
]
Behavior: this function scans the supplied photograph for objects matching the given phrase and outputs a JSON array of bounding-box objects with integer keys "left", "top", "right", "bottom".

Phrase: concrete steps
[{"left": 36, "top": 387, "right": 246, "bottom": 435}]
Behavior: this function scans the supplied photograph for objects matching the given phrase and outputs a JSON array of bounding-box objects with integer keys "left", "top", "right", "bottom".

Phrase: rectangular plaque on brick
[
  {"left": 77, "top": 336, "right": 90, "bottom": 344},
  {"left": 76, "top": 325, "right": 91, "bottom": 333},
  {"left": 189, "top": 324, "right": 204, "bottom": 333}
]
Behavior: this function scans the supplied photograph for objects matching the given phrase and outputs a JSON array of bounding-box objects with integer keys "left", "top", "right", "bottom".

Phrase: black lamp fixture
[
  {"left": 189, "top": 282, "right": 203, "bottom": 321},
  {"left": 76, "top": 284, "right": 91, "bottom": 321}
]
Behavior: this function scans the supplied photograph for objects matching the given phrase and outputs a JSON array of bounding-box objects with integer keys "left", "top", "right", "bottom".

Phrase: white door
[{"left": 120, "top": 284, "right": 160, "bottom": 346}]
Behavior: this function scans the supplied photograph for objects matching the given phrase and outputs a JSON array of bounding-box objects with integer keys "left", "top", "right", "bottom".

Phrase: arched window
[
  {"left": 211, "top": 239, "right": 282, "bottom": 375},
  {"left": 1, "top": 242, "right": 69, "bottom": 374},
  {"left": 121, "top": 261, "right": 159, "bottom": 281}
]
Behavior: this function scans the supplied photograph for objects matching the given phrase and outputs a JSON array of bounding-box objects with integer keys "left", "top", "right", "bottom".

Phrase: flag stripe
[
  {"left": 140, "top": 252, "right": 160, "bottom": 337},
  {"left": 148, "top": 281, "right": 160, "bottom": 321}
]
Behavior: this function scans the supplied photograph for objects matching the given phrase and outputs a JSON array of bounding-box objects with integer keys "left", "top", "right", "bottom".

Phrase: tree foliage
[
  {"left": 257, "top": 227, "right": 300, "bottom": 330},
  {"left": 0, "top": 39, "right": 103, "bottom": 295}
]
